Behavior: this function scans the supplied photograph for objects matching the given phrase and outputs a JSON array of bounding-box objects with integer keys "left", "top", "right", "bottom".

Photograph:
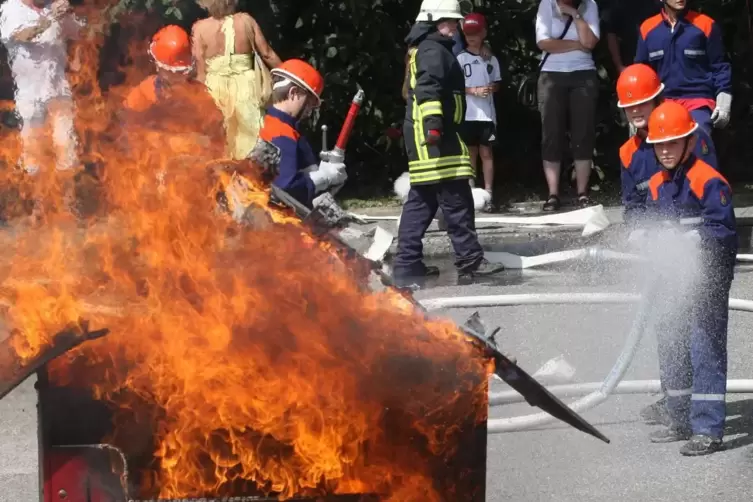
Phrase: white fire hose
[{"left": 420, "top": 293, "right": 753, "bottom": 434}]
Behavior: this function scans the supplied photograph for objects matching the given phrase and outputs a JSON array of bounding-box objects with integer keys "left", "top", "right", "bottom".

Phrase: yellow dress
[{"left": 204, "top": 16, "right": 262, "bottom": 160}]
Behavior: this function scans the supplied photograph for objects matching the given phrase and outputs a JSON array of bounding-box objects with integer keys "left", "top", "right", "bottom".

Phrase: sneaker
[
  {"left": 640, "top": 397, "right": 672, "bottom": 426},
  {"left": 543, "top": 194, "right": 560, "bottom": 212},
  {"left": 679, "top": 435, "right": 723, "bottom": 457},
  {"left": 649, "top": 426, "right": 692, "bottom": 444}
]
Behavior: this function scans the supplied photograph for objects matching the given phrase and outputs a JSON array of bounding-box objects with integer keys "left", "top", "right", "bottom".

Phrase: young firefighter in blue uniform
[
  {"left": 635, "top": 0, "right": 732, "bottom": 136},
  {"left": 259, "top": 59, "right": 347, "bottom": 208},
  {"left": 618, "top": 63, "right": 717, "bottom": 226},
  {"left": 618, "top": 63, "right": 719, "bottom": 428},
  {"left": 642, "top": 101, "right": 737, "bottom": 456},
  {"left": 393, "top": 0, "right": 503, "bottom": 288}
]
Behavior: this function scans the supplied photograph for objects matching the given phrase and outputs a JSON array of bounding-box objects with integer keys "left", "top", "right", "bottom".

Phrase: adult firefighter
[
  {"left": 252, "top": 59, "right": 346, "bottom": 209},
  {"left": 639, "top": 101, "right": 736, "bottom": 456},
  {"left": 635, "top": 0, "right": 732, "bottom": 136},
  {"left": 393, "top": 0, "right": 503, "bottom": 289},
  {"left": 618, "top": 63, "right": 717, "bottom": 225}
]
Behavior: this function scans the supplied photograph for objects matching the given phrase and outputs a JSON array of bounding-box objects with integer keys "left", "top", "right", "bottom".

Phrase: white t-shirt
[
  {"left": 0, "top": 0, "right": 79, "bottom": 108},
  {"left": 535, "top": 0, "right": 600, "bottom": 72},
  {"left": 456, "top": 51, "right": 501, "bottom": 123}
]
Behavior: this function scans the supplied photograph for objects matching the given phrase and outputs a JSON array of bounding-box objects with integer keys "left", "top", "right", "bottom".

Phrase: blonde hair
[{"left": 198, "top": 0, "right": 238, "bottom": 18}]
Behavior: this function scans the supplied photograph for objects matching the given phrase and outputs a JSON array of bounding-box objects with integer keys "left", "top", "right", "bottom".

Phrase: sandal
[
  {"left": 542, "top": 194, "right": 560, "bottom": 212},
  {"left": 577, "top": 193, "right": 595, "bottom": 208}
]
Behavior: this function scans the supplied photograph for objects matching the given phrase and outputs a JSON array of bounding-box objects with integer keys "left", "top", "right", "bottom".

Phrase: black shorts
[{"left": 462, "top": 120, "right": 497, "bottom": 147}]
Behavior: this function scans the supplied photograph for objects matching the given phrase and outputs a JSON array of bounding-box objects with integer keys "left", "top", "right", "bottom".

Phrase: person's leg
[
  {"left": 682, "top": 258, "right": 733, "bottom": 456},
  {"left": 569, "top": 70, "right": 599, "bottom": 206},
  {"left": 538, "top": 72, "right": 567, "bottom": 210},
  {"left": 651, "top": 321, "right": 693, "bottom": 442},
  {"left": 392, "top": 183, "right": 439, "bottom": 288},
  {"left": 437, "top": 179, "right": 503, "bottom": 279},
  {"left": 16, "top": 95, "right": 46, "bottom": 176},
  {"left": 49, "top": 96, "right": 79, "bottom": 172},
  {"left": 436, "top": 179, "right": 482, "bottom": 270}
]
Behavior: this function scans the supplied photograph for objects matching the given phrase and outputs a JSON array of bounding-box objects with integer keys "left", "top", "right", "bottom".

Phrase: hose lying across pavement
[{"left": 420, "top": 293, "right": 753, "bottom": 434}]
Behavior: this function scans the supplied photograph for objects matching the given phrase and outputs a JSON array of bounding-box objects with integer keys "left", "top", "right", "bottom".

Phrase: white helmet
[{"left": 415, "top": 0, "right": 464, "bottom": 22}]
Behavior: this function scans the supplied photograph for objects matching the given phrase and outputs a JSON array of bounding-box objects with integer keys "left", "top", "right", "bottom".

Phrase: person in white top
[
  {"left": 457, "top": 12, "right": 500, "bottom": 212},
  {"left": 535, "top": 0, "right": 600, "bottom": 212},
  {"left": 0, "top": 0, "right": 83, "bottom": 175}
]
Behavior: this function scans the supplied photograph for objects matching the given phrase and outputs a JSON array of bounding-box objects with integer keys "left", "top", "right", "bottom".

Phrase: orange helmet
[
  {"left": 149, "top": 25, "right": 193, "bottom": 73},
  {"left": 646, "top": 101, "right": 698, "bottom": 144},
  {"left": 270, "top": 59, "right": 324, "bottom": 103},
  {"left": 617, "top": 64, "right": 664, "bottom": 108}
]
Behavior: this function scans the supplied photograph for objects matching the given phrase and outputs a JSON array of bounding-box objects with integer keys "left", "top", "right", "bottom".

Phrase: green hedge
[{"left": 114, "top": 0, "right": 753, "bottom": 198}]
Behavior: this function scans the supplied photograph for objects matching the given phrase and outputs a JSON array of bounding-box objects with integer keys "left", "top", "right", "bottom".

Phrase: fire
[{"left": 0, "top": 2, "right": 491, "bottom": 500}]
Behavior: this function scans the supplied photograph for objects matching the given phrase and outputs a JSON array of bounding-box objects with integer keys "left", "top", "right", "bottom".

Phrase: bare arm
[
  {"left": 606, "top": 33, "right": 624, "bottom": 73},
  {"left": 191, "top": 23, "right": 206, "bottom": 83},
  {"left": 9, "top": 16, "right": 53, "bottom": 43},
  {"left": 573, "top": 17, "right": 598, "bottom": 50},
  {"left": 244, "top": 15, "right": 281, "bottom": 68},
  {"left": 537, "top": 38, "right": 584, "bottom": 53}
]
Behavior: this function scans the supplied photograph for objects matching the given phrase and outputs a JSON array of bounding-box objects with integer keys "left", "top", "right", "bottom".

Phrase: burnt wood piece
[
  {"left": 267, "top": 185, "right": 610, "bottom": 444},
  {"left": 461, "top": 313, "right": 610, "bottom": 444},
  {"left": 0, "top": 319, "right": 108, "bottom": 400}
]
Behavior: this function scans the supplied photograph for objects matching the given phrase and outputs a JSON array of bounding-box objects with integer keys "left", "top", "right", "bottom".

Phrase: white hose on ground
[
  {"left": 489, "top": 380, "right": 753, "bottom": 406},
  {"left": 418, "top": 293, "right": 753, "bottom": 434},
  {"left": 421, "top": 294, "right": 753, "bottom": 312},
  {"left": 485, "top": 247, "right": 753, "bottom": 270}
]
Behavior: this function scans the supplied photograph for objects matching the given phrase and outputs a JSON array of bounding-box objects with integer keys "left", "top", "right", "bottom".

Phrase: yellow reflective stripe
[
  {"left": 408, "top": 163, "right": 475, "bottom": 184},
  {"left": 409, "top": 48, "right": 417, "bottom": 90},
  {"left": 419, "top": 101, "right": 443, "bottom": 116},
  {"left": 453, "top": 94, "right": 463, "bottom": 124},
  {"left": 456, "top": 132, "right": 469, "bottom": 158},
  {"left": 409, "top": 154, "right": 471, "bottom": 169}
]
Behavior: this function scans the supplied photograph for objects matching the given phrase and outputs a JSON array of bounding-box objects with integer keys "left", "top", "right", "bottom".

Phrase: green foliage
[{"left": 114, "top": 0, "right": 753, "bottom": 198}]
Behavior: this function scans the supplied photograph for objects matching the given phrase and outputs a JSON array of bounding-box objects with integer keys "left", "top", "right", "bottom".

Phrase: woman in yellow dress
[{"left": 192, "top": 0, "right": 282, "bottom": 159}]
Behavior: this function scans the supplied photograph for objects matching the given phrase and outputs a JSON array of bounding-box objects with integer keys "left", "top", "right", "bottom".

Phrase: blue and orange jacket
[
  {"left": 646, "top": 155, "right": 737, "bottom": 251},
  {"left": 635, "top": 11, "right": 731, "bottom": 101},
  {"left": 620, "top": 128, "right": 717, "bottom": 224},
  {"left": 260, "top": 107, "right": 319, "bottom": 208}
]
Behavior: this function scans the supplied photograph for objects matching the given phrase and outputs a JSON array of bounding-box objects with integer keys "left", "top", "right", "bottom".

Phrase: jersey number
[{"left": 463, "top": 64, "right": 472, "bottom": 78}]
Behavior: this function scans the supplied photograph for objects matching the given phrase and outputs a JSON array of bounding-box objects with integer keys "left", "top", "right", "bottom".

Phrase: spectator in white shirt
[
  {"left": 0, "top": 0, "right": 83, "bottom": 175},
  {"left": 457, "top": 12, "right": 501, "bottom": 213},
  {"left": 535, "top": 0, "right": 599, "bottom": 211}
]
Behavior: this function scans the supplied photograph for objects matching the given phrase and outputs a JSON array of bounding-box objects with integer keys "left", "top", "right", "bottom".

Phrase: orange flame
[{"left": 0, "top": 2, "right": 491, "bottom": 499}]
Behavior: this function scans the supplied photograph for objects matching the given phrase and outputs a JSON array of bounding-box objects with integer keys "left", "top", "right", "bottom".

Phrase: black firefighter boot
[
  {"left": 458, "top": 258, "right": 505, "bottom": 285},
  {"left": 679, "top": 435, "right": 724, "bottom": 457},
  {"left": 392, "top": 265, "right": 440, "bottom": 291}
]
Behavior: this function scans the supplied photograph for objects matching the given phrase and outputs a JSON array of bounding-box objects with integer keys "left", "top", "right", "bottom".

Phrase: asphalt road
[
  {"left": 2, "top": 250, "right": 753, "bottom": 501},
  {"left": 416, "top": 253, "right": 753, "bottom": 502}
]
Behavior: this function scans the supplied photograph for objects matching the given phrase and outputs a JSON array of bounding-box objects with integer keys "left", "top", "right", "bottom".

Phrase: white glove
[
  {"left": 710, "top": 92, "right": 732, "bottom": 129},
  {"left": 308, "top": 160, "right": 347, "bottom": 192},
  {"left": 683, "top": 229, "right": 701, "bottom": 245},
  {"left": 627, "top": 228, "right": 646, "bottom": 245}
]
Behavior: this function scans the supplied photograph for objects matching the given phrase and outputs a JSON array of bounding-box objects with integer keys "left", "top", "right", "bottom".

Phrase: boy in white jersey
[{"left": 457, "top": 12, "right": 501, "bottom": 212}]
